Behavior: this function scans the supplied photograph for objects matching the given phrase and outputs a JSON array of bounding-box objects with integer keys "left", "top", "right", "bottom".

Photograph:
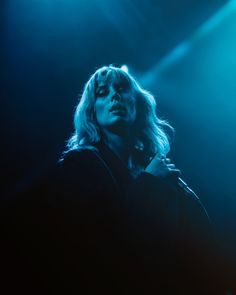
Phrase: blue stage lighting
[{"left": 121, "top": 65, "right": 129, "bottom": 73}]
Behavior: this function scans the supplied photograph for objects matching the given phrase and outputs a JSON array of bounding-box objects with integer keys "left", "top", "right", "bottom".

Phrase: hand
[{"left": 145, "top": 155, "right": 182, "bottom": 178}]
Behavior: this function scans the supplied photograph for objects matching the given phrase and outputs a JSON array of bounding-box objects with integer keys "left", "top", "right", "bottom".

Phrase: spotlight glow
[{"left": 121, "top": 65, "right": 129, "bottom": 73}]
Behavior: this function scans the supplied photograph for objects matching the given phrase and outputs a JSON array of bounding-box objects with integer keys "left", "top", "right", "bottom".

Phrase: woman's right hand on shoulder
[{"left": 145, "top": 154, "right": 181, "bottom": 178}]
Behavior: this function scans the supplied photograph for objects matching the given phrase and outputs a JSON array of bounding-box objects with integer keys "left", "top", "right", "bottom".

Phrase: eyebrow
[{"left": 96, "top": 85, "right": 107, "bottom": 92}]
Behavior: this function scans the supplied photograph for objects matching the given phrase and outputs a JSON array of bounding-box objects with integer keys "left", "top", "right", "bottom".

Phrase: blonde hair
[{"left": 65, "top": 65, "right": 173, "bottom": 170}]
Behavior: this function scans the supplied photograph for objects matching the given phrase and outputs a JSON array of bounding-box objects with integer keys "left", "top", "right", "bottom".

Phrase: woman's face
[{"left": 94, "top": 79, "right": 136, "bottom": 134}]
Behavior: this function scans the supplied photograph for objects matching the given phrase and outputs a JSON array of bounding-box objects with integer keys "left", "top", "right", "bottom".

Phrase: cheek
[
  {"left": 128, "top": 99, "right": 137, "bottom": 120},
  {"left": 95, "top": 99, "right": 103, "bottom": 114},
  {"left": 94, "top": 100, "right": 107, "bottom": 124}
]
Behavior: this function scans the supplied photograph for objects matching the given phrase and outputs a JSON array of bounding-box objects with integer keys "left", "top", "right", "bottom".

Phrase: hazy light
[
  {"left": 141, "top": 0, "right": 236, "bottom": 86},
  {"left": 195, "top": 0, "right": 236, "bottom": 38}
]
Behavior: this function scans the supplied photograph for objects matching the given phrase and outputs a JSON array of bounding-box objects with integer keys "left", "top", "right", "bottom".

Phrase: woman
[{"left": 55, "top": 65, "right": 219, "bottom": 294}]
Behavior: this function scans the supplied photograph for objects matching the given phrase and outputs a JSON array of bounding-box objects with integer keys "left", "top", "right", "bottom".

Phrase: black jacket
[{"left": 1, "top": 142, "right": 226, "bottom": 294}]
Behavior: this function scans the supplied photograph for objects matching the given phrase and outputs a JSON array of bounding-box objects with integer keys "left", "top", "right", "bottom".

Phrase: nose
[{"left": 111, "top": 90, "right": 121, "bottom": 102}]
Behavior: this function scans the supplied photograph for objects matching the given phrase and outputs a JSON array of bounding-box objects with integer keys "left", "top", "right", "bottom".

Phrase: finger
[
  {"left": 158, "top": 158, "right": 167, "bottom": 165},
  {"left": 165, "top": 158, "right": 171, "bottom": 164},
  {"left": 167, "top": 164, "right": 176, "bottom": 169}
]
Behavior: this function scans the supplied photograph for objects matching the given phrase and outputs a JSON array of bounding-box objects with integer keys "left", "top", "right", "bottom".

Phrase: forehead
[{"left": 95, "top": 67, "right": 131, "bottom": 87}]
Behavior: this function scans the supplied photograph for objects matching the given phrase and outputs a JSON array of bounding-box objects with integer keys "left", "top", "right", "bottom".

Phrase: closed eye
[
  {"left": 115, "top": 81, "right": 129, "bottom": 93},
  {"left": 96, "top": 86, "right": 108, "bottom": 97},
  {"left": 117, "top": 86, "right": 124, "bottom": 92}
]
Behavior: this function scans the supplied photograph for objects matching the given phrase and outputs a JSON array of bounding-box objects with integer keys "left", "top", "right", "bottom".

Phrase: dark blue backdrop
[{"left": 2, "top": 0, "right": 236, "bottom": 277}]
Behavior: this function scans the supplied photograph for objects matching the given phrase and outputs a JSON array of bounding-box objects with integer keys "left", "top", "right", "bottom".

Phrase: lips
[{"left": 109, "top": 104, "right": 126, "bottom": 113}]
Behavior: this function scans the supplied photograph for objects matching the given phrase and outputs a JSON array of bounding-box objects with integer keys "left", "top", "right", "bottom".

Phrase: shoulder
[
  {"left": 56, "top": 146, "right": 114, "bottom": 184},
  {"left": 59, "top": 147, "right": 99, "bottom": 167}
]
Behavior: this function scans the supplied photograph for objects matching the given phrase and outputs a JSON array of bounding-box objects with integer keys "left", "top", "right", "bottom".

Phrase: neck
[{"left": 102, "top": 130, "right": 131, "bottom": 164}]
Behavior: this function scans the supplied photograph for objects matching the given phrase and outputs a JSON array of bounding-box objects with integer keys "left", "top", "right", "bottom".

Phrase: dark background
[{"left": 2, "top": 0, "right": 236, "bottom": 275}]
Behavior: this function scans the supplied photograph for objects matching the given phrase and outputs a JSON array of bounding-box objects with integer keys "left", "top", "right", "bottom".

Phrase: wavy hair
[{"left": 65, "top": 65, "right": 173, "bottom": 169}]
